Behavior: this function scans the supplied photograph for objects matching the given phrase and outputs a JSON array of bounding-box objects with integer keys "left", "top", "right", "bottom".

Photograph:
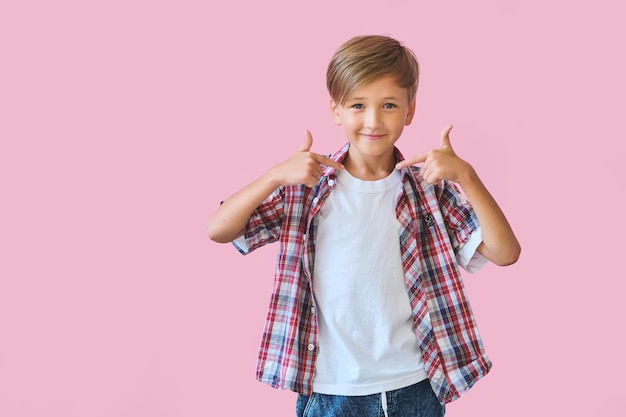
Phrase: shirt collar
[{"left": 321, "top": 142, "right": 350, "bottom": 179}]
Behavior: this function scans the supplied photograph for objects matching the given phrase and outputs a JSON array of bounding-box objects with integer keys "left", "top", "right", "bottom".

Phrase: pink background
[{"left": 1, "top": 0, "right": 624, "bottom": 415}]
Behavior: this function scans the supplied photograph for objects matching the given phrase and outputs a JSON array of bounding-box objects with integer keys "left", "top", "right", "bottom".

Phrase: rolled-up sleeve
[
  {"left": 231, "top": 187, "right": 285, "bottom": 255},
  {"left": 456, "top": 227, "right": 488, "bottom": 273}
]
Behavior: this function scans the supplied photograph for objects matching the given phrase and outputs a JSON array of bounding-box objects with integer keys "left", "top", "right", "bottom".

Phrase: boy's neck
[{"left": 343, "top": 152, "right": 396, "bottom": 181}]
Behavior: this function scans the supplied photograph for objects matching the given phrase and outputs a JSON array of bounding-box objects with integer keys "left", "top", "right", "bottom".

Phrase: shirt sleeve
[
  {"left": 231, "top": 186, "right": 285, "bottom": 255},
  {"left": 456, "top": 227, "right": 489, "bottom": 273},
  {"left": 437, "top": 181, "right": 488, "bottom": 273},
  {"left": 232, "top": 235, "right": 249, "bottom": 253}
]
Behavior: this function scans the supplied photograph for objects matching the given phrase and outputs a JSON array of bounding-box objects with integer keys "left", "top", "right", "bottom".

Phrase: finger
[
  {"left": 312, "top": 162, "right": 323, "bottom": 179},
  {"left": 299, "top": 130, "right": 313, "bottom": 152},
  {"left": 395, "top": 152, "right": 429, "bottom": 169},
  {"left": 425, "top": 174, "right": 440, "bottom": 185},
  {"left": 313, "top": 153, "right": 344, "bottom": 171},
  {"left": 440, "top": 124, "right": 453, "bottom": 148},
  {"left": 421, "top": 165, "right": 438, "bottom": 184},
  {"left": 305, "top": 173, "right": 321, "bottom": 188},
  {"left": 421, "top": 162, "right": 431, "bottom": 181}
]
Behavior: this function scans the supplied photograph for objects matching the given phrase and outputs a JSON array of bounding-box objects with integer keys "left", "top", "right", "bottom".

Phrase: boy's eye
[
  {"left": 383, "top": 103, "right": 397, "bottom": 109},
  {"left": 351, "top": 103, "right": 364, "bottom": 109}
]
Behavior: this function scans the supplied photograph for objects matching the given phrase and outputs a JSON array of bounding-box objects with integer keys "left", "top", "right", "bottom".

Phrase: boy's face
[{"left": 331, "top": 75, "right": 415, "bottom": 167}]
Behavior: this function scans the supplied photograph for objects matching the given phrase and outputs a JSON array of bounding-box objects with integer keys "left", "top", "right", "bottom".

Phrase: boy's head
[{"left": 326, "top": 35, "right": 420, "bottom": 106}]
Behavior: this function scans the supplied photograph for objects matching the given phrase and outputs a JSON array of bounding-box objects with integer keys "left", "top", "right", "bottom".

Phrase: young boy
[{"left": 207, "top": 35, "right": 520, "bottom": 417}]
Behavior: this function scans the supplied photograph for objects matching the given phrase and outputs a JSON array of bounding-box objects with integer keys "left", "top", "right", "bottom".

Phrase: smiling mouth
[{"left": 361, "top": 133, "right": 386, "bottom": 140}]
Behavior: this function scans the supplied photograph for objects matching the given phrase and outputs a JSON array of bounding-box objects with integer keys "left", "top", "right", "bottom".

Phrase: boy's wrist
[
  {"left": 456, "top": 163, "right": 479, "bottom": 189},
  {"left": 265, "top": 164, "right": 286, "bottom": 189}
]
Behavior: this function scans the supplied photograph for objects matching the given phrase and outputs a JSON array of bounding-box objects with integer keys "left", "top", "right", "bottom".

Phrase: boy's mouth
[{"left": 361, "top": 133, "right": 386, "bottom": 141}]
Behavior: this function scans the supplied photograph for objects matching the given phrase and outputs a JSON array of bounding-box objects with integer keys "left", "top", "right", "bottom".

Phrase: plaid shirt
[{"left": 234, "top": 143, "right": 492, "bottom": 404}]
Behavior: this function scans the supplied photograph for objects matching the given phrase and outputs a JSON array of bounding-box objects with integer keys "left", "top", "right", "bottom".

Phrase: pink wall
[{"left": 1, "top": 1, "right": 624, "bottom": 415}]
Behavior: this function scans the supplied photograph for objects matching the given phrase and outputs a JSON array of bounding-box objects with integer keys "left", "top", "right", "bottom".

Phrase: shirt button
[
  {"left": 328, "top": 179, "right": 335, "bottom": 187},
  {"left": 311, "top": 306, "right": 317, "bottom": 315},
  {"left": 313, "top": 197, "right": 319, "bottom": 204},
  {"left": 307, "top": 344, "right": 315, "bottom": 351}
]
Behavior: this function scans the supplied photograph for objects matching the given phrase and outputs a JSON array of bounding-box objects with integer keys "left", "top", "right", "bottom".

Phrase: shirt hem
[{"left": 312, "top": 372, "right": 428, "bottom": 396}]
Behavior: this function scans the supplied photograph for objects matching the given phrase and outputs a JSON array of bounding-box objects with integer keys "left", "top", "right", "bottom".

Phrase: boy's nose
[{"left": 365, "top": 109, "right": 383, "bottom": 129}]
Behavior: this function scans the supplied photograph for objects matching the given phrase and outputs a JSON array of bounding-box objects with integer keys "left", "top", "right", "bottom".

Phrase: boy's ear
[
  {"left": 405, "top": 99, "right": 416, "bottom": 126},
  {"left": 330, "top": 99, "right": 342, "bottom": 126}
]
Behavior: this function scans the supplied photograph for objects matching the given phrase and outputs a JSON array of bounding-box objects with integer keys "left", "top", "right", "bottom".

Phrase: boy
[{"left": 207, "top": 35, "right": 520, "bottom": 417}]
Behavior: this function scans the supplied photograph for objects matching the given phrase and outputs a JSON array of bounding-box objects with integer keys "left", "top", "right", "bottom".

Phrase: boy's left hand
[{"left": 395, "top": 125, "right": 472, "bottom": 184}]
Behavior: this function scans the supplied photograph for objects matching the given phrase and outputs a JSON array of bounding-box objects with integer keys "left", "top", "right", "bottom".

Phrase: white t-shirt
[{"left": 311, "top": 168, "right": 484, "bottom": 396}]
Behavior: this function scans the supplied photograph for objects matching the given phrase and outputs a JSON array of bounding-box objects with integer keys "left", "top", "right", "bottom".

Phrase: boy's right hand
[
  {"left": 208, "top": 131, "right": 344, "bottom": 243},
  {"left": 271, "top": 131, "right": 344, "bottom": 188}
]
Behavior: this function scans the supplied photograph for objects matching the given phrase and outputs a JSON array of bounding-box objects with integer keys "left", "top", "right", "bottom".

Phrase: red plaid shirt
[{"left": 234, "top": 143, "right": 492, "bottom": 404}]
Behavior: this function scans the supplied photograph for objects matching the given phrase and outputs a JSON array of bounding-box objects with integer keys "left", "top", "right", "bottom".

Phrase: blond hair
[{"left": 326, "top": 35, "right": 420, "bottom": 105}]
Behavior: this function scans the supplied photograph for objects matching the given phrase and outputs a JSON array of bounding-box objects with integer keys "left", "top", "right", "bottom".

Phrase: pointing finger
[
  {"left": 440, "top": 124, "right": 453, "bottom": 148},
  {"left": 299, "top": 130, "right": 313, "bottom": 152},
  {"left": 395, "top": 152, "right": 429, "bottom": 170},
  {"left": 313, "top": 153, "right": 344, "bottom": 171}
]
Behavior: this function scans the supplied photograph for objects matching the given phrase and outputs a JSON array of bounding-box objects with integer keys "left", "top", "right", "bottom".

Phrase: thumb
[
  {"left": 299, "top": 130, "right": 313, "bottom": 152},
  {"left": 440, "top": 124, "right": 453, "bottom": 148}
]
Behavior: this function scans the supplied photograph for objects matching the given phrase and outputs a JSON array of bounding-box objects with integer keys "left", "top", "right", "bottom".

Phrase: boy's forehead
[{"left": 347, "top": 77, "right": 410, "bottom": 100}]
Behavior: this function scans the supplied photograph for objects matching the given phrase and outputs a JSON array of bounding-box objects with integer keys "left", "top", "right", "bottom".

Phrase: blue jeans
[{"left": 296, "top": 379, "right": 445, "bottom": 417}]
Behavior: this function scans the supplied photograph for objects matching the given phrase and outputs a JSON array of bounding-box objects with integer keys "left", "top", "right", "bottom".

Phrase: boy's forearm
[
  {"left": 457, "top": 167, "right": 521, "bottom": 266},
  {"left": 207, "top": 169, "right": 281, "bottom": 243}
]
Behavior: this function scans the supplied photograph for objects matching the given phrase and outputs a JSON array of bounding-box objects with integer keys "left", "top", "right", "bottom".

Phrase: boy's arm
[
  {"left": 207, "top": 131, "right": 344, "bottom": 243},
  {"left": 396, "top": 125, "right": 521, "bottom": 266}
]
